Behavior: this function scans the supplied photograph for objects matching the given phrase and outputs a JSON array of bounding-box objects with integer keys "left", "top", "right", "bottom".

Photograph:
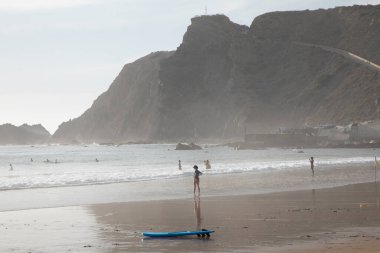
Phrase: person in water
[
  {"left": 205, "top": 160, "right": 211, "bottom": 169},
  {"left": 193, "top": 165, "right": 203, "bottom": 196},
  {"left": 178, "top": 160, "right": 182, "bottom": 170},
  {"left": 309, "top": 157, "right": 315, "bottom": 177}
]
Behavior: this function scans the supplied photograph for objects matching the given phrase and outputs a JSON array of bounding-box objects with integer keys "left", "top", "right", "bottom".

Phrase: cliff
[
  {"left": 53, "top": 52, "right": 173, "bottom": 143},
  {"left": 53, "top": 4, "right": 380, "bottom": 143},
  {"left": 0, "top": 124, "right": 51, "bottom": 145}
]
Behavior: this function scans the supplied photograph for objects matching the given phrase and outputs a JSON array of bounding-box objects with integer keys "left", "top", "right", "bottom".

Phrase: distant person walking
[
  {"left": 309, "top": 157, "right": 315, "bottom": 177},
  {"left": 193, "top": 165, "right": 203, "bottom": 196},
  {"left": 178, "top": 160, "right": 182, "bottom": 170},
  {"left": 9, "top": 163, "right": 13, "bottom": 171}
]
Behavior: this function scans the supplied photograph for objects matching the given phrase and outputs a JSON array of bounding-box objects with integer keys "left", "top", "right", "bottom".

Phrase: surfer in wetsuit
[
  {"left": 193, "top": 165, "right": 202, "bottom": 196},
  {"left": 178, "top": 160, "right": 182, "bottom": 170},
  {"left": 309, "top": 157, "right": 315, "bottom": 177}
]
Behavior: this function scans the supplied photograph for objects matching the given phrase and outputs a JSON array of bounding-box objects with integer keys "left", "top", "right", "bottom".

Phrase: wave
[{"left": 0, "top": 156, "right": 374, "bottom": 191}]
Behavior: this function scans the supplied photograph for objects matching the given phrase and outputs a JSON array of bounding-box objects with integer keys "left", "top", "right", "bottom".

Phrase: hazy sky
[{"left": 1, "top": 0, "right": 379, "bottom": 133}]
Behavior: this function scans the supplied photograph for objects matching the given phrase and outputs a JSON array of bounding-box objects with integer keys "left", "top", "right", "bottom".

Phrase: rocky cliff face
[
  {"left": 53, "top": 52, "right": 173, "bottom": 143},
  {"left": 0, "top": 124, "right": 51, "bottom": 145},
  {"left": 249, "top": 5, "right": 380, "bottom": 127},
  {"left": 53, "top": 4, "right": 380, "bottom": 143}
]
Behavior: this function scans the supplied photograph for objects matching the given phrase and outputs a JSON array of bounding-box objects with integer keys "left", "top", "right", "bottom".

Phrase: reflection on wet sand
[
  {"left": 86, "top": 182, "right": 380, "bottom": 252},
  {"left": 194, "top": 196, "right": 201, "bottom": 231},
  {"left": 312, "top": 188, "right": 316, "bottom": 206},
  {"left": 0, "top": 206, "right": 103, "bottom": 253},
  {"left": 194, "top": 196, "right": 211, "bottom": 239}
]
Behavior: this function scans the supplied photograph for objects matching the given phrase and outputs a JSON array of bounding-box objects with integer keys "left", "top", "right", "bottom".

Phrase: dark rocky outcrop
[
  {"left": 53, "top": 4, "right": 380, "bottom": 144},
  {"left": 175, "top": 142, "right": 202, "bottom": 150},
  {"left": 0, "top": 124, "right": 51, "bottom": 145}
]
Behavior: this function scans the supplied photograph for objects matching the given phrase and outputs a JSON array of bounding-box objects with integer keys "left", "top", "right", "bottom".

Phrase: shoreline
[
  {"left": 0, "top": 162, "right": 378, "bottom": 212},
  {"left": 2, "top": 181, "right": 380, "bottom": 252}
]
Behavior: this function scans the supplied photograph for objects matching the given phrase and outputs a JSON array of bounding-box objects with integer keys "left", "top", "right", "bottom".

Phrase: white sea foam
[{"left": 0, "top": 145, "right": 378, "bottom": 190}]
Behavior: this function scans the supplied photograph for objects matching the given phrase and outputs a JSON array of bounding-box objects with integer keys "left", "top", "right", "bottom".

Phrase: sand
[
  {"left": 2, "top": 182, "right": 380, "bottom": 252},
  {"left": 1, "top": 163, "right": 375, "bottom": 212}
]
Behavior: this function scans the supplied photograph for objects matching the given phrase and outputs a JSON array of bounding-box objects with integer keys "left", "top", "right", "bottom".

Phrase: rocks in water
[{"left": 175, "top": 142, "right": 202, "bottom": 150}]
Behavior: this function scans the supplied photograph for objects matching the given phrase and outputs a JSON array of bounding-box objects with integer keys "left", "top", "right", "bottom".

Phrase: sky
[{"left": 1, "top": 0, "right": 379, "bottom": 134}]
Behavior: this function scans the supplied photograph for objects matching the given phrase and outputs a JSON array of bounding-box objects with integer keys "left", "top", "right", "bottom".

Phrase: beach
[
  {"left": 2, "top": 145, "right": 380, "bottom": 252},
  {"left": 2, "top": 1, "right": 379, "bottom": 252},
  {"left": 2, "top": 180, "right": 380, "bottom": 252}
]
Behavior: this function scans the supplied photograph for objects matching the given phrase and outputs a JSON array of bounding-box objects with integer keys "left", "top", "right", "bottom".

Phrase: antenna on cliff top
[{"left": 204, "top": 5, "right": 207, "bottom": 15}]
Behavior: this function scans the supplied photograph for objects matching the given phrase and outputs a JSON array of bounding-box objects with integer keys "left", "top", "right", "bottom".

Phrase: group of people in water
[
  {"left": 178, "top": 159, "right": 211, "bottom": 171},
  {"left": 7, "top": 154, "right": 317, "bottom": 197},
  {"left": 43, "top": 159, "right": 59, "bottom": 164},
  {"left": 8, "top": 157, "right": 101, "bottom": 171}
]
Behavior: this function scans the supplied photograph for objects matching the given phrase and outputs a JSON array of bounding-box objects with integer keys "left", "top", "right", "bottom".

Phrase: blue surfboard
[{"left": 143, "top": 229, "right": 214, "bottom": 237}]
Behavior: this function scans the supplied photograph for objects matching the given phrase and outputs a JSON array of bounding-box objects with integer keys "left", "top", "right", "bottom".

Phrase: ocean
[{"left": 0, "top": 144, "right": 378, "bottom": 211}]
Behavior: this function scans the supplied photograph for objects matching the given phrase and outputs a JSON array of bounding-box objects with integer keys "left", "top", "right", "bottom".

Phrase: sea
[
  {"left": 1, "top": 144, "right": 380, "bottom": 253},
  {"left": 0, "top": 144, "right": 378, "bottom": 211}
]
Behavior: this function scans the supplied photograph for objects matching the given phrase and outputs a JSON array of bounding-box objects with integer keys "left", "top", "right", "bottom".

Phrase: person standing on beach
[
  {"left": 309, "top": 157, "right": 315, "bottom": 177},
  {"left": 193, "top": 165, "right": 202, "bottom": 196},
  {"left": 9, "top": 163, "right": 13, "bottom": 171},
  {"left": 178, "top": 160, "right": 182, "bottom": 170}
]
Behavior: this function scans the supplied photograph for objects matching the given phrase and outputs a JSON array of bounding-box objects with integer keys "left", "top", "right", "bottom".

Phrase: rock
[
  {"left": 52, "top": 5, "right": 380, "bottom": 143},
  {"left": 0, "top": 123, "right": 51, "bottom": 145},
  {"left": 175, "top": 142, "right": 202, "bottom": 150}
]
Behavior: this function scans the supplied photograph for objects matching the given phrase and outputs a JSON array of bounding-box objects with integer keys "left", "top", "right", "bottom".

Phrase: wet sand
[
  {"left": 0, "top": 163, "right": 375, "bottom": 212},
  {"left": 2, "top": 182, "right": 380, "bottom": 252}
]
